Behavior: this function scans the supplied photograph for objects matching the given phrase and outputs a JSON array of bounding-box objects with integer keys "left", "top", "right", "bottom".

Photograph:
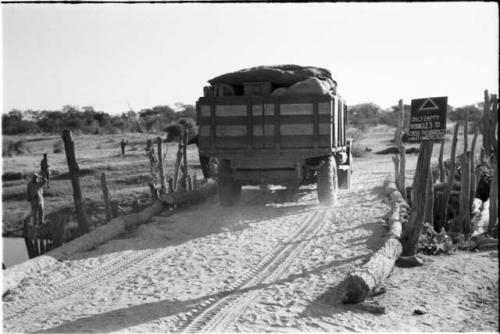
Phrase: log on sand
[
  {"left": 3, "top": 200, "right": 165, "bottom": 295},
  {"left": 342, "top": 177, "right": 409, "bottom": 303}
]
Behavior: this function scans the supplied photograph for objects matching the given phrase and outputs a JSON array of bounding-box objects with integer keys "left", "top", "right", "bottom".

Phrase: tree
[
  {"left": 449, "top": 104, "right": 482, "bottom": 132},
  {"left": 348, "top": 103, "right": 383, "bottom": 130}
]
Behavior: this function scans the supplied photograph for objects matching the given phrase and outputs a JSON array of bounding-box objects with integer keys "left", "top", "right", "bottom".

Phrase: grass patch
[
  {"left": 2, "top": 140, "right": 32, "bottom": 157},
  {"left": 52, "top": 168, "right": 98, "bottom": 180}
]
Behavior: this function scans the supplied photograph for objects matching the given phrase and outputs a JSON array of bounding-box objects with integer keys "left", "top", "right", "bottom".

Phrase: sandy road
[{"left": 5, "top": 155, "right": 467, "bottom": 333}]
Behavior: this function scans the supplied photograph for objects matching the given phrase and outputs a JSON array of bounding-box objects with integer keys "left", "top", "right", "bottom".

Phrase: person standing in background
[
  {"left": 26, "top": 174, "right": 46, "bottom": 226},
  {"left": 40, "top": 153, "right": 50, "bottom": 188}
]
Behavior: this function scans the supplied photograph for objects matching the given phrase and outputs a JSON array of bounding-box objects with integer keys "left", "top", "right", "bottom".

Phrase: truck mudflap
[{"left": 338, "top": 139, "right": 353, "bottom": 189}]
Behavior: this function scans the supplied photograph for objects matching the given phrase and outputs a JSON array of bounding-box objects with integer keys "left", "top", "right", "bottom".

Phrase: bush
[
  {"left": 351, "top": 143, "right": 367, "bottom": 158},
  {"left": 53, "top": 140, "right": 63, "bottom": 153},
  {"left": 2, "top": 171, "right": 25, "bottom": 181},
  {"left": 348, "top": 103, "right": 383, "bottom": 130},
  {"left": 346, "top": 127, "right": 364, "bottom": 142}
]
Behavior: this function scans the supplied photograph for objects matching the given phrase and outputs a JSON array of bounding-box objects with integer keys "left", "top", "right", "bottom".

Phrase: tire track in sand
[
  {"left": 177, "top": 208, "right": 330, "bottom": 333},
  {"left": 3, "top": 192, "right": 264, "bottom": 323}
]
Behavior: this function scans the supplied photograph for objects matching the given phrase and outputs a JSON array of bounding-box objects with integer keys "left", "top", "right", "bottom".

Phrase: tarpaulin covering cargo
[{"left": 208, "top": 65, "right": 337, "bottom": 95}]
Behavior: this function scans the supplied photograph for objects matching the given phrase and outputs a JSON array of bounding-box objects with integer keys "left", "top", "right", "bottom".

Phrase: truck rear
[{"left": 196, "top": 66, "right": 352, "bottom": 205}]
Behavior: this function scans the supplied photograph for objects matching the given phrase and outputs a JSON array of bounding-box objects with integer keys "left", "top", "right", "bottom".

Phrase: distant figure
[
  {"left": 26, "top": 174, "right": 46, "bottom": 226},
  {"left": 40, "top": 153, "right": 50, "bottom": 188},
  {"left": 120, "top": 138, "right": 128, "bottom": 156}
]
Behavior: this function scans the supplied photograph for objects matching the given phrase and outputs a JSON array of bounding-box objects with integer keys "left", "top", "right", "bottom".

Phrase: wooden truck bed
[{"left": 197, "top": 94, "right": 347, "bottom": 160}]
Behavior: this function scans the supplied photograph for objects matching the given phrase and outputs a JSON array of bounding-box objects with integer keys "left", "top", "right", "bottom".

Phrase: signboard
[{"left": 407, "top": 96, "right": 448, "bottom": 142}]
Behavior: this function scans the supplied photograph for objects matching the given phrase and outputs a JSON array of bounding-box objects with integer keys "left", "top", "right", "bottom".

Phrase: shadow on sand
[{"left": 35, "top": 254, "right": 368, "bottom": 333}]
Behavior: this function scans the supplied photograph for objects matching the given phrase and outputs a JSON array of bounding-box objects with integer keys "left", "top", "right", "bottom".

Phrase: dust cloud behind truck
[{"left": 196, "top": 65, "right": 352, "bottom": 206}]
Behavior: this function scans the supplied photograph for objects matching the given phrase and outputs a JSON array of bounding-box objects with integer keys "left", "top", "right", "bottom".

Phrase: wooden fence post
[
  {"left": 482, "top": 89, "right": 491, "bottom": 160},
  {"left": 453, "top": 111, "right": 472, "bottom": 235},
  {"left": 396, "top": 99, "right": 406, "bottom": 200},
  {"left": 157, "top": 137, "right": 167, "bottom": 194},
  {"left": 437, "top": 123, "right": 459, "bottom": 231},
  {"left": 438, "top": 141, "right": 445, "bottom": 183},
  {"left": 173, "top": 143, "right": 183, "bottom": 192},
  {"left": 488, "top": 94, "right": 498, "bottom": 233},
  {"left": 168, "top": 177, "right": 174, "bottom": 193},
  {"left": 100, "top": 173, "right": 112, "bottom": 222},
  {"left": 392, "top": 155, "right": 400, "bottom": 188},
  {"left": 401, "top": 141, "right": 433, "bottom": 255},
  {"left": 469, "top": 128, "right": 479, "bottom": 210},
  {"left": 424, "top": 170, "right": 434, "bottom": 227},
  {"left": 182, "top": 126, "right": 190, "bottom": 191},
  {"left": 61, "top": 130, "right": 90, "bottom": 234},
  {"left": 148, "top": 182, "right": 159, "bottom": 200}
]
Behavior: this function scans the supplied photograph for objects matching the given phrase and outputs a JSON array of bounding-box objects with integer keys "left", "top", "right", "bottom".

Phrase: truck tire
[
  {"left": 218, "top": 160, "right": 239, "bottom": 206},
  {"left": 317, "top": 156, "right": 338, "bottom": 205}
]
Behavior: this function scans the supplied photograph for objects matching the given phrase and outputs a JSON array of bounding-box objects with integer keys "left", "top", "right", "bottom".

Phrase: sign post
[
  {"left": 407, "top": 96, "right": 448, "bottom": 142},
  {"left": 402, "top": 96, "right": 448, "bottom": 255}
]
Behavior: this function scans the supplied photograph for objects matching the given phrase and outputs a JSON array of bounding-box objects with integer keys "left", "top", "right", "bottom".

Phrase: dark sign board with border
[{"left": 407, "top": 96, "right": 448, "bottom": 142}]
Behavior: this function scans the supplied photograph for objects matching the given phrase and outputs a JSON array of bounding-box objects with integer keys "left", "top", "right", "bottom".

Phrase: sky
[{"left": 1, "top": 2, "right": 498, "bottom": 115}]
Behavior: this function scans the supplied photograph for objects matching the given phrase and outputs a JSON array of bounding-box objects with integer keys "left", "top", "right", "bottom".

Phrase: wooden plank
[
  {"left": 215, "top": 104, "right": 247, "bottom": 117},
  {"left": 210, "top": 103, "right": 215, "bottom": 150},
  {"left": 275, "top": 100, "right": 281, "bottom": 149},
  {"left": 281, "top": 136, "right": 314, "bottom": 148},
  {"left": 280, "top": 103, "right": 313, "bottom": 115},
  {"left": 200, "top": 104, "right": 211, "bottom": 117},
  {"left": 213, "top": 117, "right": 248, "bottom": 125},
  {"left": 319, "top": 123, "right": 330, "bottom": 135},
  {"left": 215, "top": 125, "right": 247, "bottom": 136},
  {"left": 278, "top": 115, "right": 314, "bottom": 124},
  {"left": 252, "top": 103, "right": 274, "bottom": 116},
  {"left": 253, "top": 125, "right": 275, "bottom": 136},
  {"left": 215, "top": 137, "right": 248, "bottom": 148},
  {"left": 280, "top": 124, "right": 313, "bottom": 136},
  {"left": 318, "top": 102, "right": 330, "bottom": 115},
  {"left": 247, "top": 101, "right": 253, "bottom": 150},
  {"left": 198, "top": 94, "right": 332, "bottom": 106},
  {"left": 199, "top": 126, "right": 211, "bottom": 137},
  {"left": 318, "top": 135, "right": 331, "bottom": 147}
]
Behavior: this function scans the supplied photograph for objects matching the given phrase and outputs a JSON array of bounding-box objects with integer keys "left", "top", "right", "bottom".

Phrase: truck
[{"left": 196, "top": 66, "right": 352, "bottom": 206}]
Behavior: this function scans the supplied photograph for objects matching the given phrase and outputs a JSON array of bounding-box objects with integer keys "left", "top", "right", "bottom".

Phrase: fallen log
[
  {"left": 342, "top": 177, "right": 409, "bottom": 303},
  {"left": 160, "top": 178, "right": 217, "bottom": 205},
  {"left": 3, "top": 200, "right": 166, "bottom": 295}
]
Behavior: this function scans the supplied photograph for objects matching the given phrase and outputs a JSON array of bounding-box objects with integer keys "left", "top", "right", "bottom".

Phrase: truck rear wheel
[
  {"left": 218, "top": 160, "right": 240, "bottom": 206},
  {"left": 317, "top": 156, "right": 338, "bottom": 205}
]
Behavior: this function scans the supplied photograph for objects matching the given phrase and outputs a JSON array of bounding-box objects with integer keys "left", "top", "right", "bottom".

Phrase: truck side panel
[{"left": 197, "top": 95, "right": 345, "bottom": 158}]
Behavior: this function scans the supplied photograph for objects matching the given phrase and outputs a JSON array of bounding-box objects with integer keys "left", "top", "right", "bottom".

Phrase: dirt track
[{"left": 3, "top": 154, "right": 498, "bottom": 332}]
